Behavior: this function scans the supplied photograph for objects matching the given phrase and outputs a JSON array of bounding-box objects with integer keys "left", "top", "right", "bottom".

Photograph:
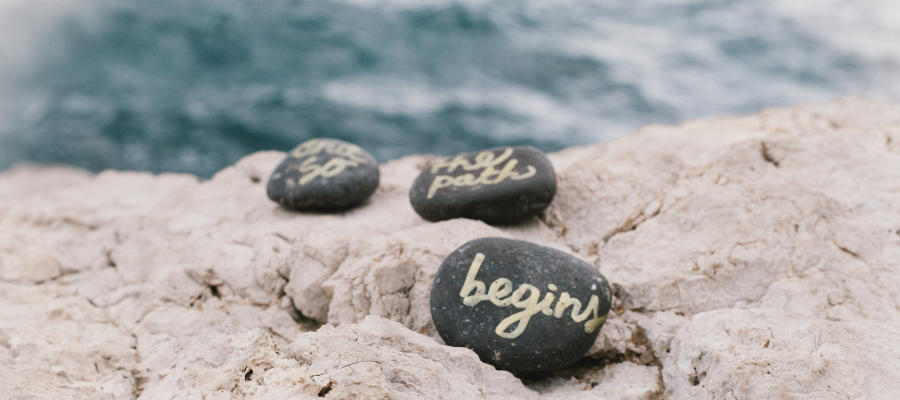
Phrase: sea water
[{"left": 0, "top": 0, "right": 898, "bottom": 177}]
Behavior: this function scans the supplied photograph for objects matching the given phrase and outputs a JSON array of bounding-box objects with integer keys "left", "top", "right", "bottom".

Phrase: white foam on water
[
  {"left": 0, "top": 0, "right": 103, "bottom": 85},
  {"left": 0, "top": 0, "right": 104, "bottom": 158},
  {"left": 322, "top": 77, "right": 622, "bottom": 144},
  {"left": 0, "top": 0, "right": 898, "bottom": 174},
  {"left": 328, "top": 0, "right": 900, "bottom": 138},
  {"left": 766, "top": 0, "right": 900, "bottom": 97}
]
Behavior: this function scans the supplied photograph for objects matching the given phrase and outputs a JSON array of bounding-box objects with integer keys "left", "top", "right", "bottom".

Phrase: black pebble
[
  {"left": 430, "top": 237, "right": 612, "bottom": 372},
  {"left": 266, "top": 138, "right": 379, "bottom": 210},
  {"left": 409, "top": 146, "right": 556, "bottom": 225}
]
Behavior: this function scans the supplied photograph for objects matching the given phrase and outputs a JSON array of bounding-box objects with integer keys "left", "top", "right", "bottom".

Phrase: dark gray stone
[
  {"left": 409, "top": 146, "right": 556, "bottom": 225},
  {"left": 266, "top": 138, "right": 379, "bottom": 210},
  {"left": 430, "top": 237, "right": 612, "bottom": 372}
]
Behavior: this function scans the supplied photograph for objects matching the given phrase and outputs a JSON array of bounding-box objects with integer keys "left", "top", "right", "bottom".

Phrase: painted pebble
[
  {"left": 409, "top": 146, "right": 556, "bottom": 224},
  {"left": 430, "top": 237, "right": 612, "bottom": 372},
  {"left": 267, "top": 138, "right": 379, "bottom": 210}
]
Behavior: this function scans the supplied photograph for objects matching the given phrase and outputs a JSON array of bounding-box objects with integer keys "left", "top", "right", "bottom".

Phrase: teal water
[{"left": 0, "top": 0, "right": 898, "bottom": 177}]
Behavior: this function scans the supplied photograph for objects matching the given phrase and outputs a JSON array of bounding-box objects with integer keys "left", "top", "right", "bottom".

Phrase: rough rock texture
[{"left": 1, "top": 96, "right": 900, "bottom": 399}]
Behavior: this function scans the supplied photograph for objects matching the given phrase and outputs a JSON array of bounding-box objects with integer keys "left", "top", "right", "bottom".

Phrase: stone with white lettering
[
  {"left": 430, "top": 237, "right": 612, "bottom": 372},
  {"left": 409, "top": 146, "right": 556, "bottom": 224},
  {"left": 267, "top": 138, "right": 379, "bottom": 210}
]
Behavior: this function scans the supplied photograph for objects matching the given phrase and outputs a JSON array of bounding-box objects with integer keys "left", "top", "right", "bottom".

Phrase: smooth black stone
[
  {"left": 430, "top": 237, "right": 612, "bottom": 372},
  {"left": 409, "top": 146, "right": 556, "bottom": 225},
  {"left": 266, "top": 138, "right": 379, "bottom": 210}
]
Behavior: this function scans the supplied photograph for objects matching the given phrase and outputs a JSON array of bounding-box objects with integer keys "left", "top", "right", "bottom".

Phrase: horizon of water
[{"left": 0, "top": 0, "right": 898, "bottom": 177}]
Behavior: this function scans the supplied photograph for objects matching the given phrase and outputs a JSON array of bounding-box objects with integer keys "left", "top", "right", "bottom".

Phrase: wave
[{"left": 0, "top": 0, "right": 898, "bottom": 177}]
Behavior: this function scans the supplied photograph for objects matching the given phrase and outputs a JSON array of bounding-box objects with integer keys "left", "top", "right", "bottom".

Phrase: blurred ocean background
[{"left": 0, "top": 0, "right": 898, "bottom": 177}]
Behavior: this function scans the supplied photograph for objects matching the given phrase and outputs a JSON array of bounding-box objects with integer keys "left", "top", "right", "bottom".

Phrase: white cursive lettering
[
  {"left": 289, "top": 139, "right": 370, "bottom": 185},
  {"left": 426, "top": 148, "right": 537, "bottom": 199},
  {"left": 459, "top": 252, "right": 608, "bottom": 339}
]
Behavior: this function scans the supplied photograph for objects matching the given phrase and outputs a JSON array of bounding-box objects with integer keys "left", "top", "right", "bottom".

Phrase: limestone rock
[
  {"left": 0, "top": 281, "right": 137, "bottom": 398},
  {"left": 664, "top": 308, "right": 900, "bottom": 398},
  {"left": 288, "top": 316, "right": 538, "bottom": 399},
  {"left": 0, "top": 97, "right": 899, "bottom": 398},
  {"left": 321, "top": 219, "right": 510, "bottom": 334}
]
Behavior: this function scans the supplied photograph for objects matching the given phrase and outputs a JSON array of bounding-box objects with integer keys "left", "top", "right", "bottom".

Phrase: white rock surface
[{"left": 1, "top": 96, "right": 899, "bottom": 399}]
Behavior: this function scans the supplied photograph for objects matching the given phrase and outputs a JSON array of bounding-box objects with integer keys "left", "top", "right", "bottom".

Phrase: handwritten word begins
[
  {"left": 426, "top": 148, "right": 537, "bottom": 199},
  {"left": 459, "top": 253, "right": 608, "bottom": 339},
  {"left": 290, "top": 140, "right": 369, "bottom": 185}
]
